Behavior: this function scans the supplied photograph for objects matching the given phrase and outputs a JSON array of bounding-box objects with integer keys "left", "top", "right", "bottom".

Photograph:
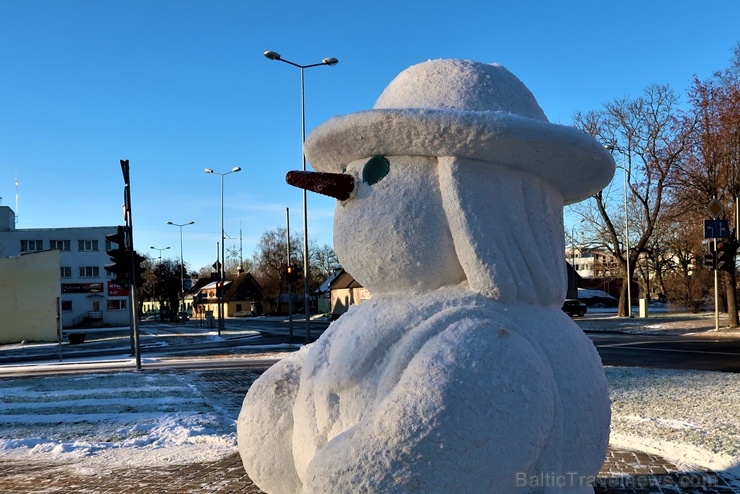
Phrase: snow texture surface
[
  {"left": 0, "top": 371, "right": 237, "bottom": 469},
  {"left": 238, "top": 59, "right": 615, "bottom": 493}
]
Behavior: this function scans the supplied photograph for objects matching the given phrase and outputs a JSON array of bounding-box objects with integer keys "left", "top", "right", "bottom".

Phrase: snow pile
[
  {"left": 0, "top": 371, "right": 238, "bottom": 469},
  {"left": 578, "top": 288, "right": 618, "bottom": 307}
]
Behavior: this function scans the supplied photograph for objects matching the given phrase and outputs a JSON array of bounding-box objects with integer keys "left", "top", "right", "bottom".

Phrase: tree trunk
[
  {"left": 618, "top": 284, "right": 628, "bottom": 317},
  {"left": 618, "top": 257, "right": 638, "bottom": 318}
]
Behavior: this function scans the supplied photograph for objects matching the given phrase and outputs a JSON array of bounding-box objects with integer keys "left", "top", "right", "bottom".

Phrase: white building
[
  {"left": 0, "top": 206, "right": 130, "bottom": 329},
  {"left": 565, "top": 247, "right": 620, "bottom": 279}
]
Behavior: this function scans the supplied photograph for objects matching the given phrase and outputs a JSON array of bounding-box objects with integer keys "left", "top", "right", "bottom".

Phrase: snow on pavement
[
  {"left": 0, "top": 370, "right": 240, "bottom": 470},
  {"left": 605, "top": 366, "right": 740, "bottom": 478},
  {"left": 0, "top": 359, "right": 738, "bottom": 481}
]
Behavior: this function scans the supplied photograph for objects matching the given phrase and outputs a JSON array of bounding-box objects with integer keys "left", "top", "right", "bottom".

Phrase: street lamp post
[
  {"left": 205, "top": 167, "right": 241, "bottom": 335},
  {"left": 150, "top": 246, "right": 170, "bottom": 261},
  {"left": 571, "top": 218, "right": 585, "bottom": 298},
  {"left": 167, "top": 220, "right": 194, "bottom": 311},
  {"left": 264, "top": 50, "right": 338, "bottom": 344},
  {"left": 606, "top": 145, "right": 633, "bottom": 318},
  {"left": 622, "top": 162, "right": 633, "bottom": 318}
]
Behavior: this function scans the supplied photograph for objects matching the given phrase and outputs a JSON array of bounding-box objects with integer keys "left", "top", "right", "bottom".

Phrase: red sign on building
[{"left": 108, "top": 281, "right": 129, "bottom": 297}]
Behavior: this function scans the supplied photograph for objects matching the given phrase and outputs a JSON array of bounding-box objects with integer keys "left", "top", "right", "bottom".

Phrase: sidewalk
[
  {"left": 2, "top": 448, "right": 736, "bottom": 493},
  {"left": 1, "top": 366, "right": 738, "bottom": 493}
]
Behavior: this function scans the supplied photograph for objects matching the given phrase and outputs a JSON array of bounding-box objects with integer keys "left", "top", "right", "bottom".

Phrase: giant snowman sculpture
[{"left": 238, "top": 59, "right": 614, "bottom": 493}]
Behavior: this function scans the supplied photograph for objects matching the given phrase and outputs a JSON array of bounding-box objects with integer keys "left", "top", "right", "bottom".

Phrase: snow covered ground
[
  {"left": 605, "top": 366, "right": 740, "bottom": 478},
  {"left": 0, "top": 353, "right": 738, "bottom": 487},
  {"left": 0, "top": 369, "right": 239, "bottom": 470}
]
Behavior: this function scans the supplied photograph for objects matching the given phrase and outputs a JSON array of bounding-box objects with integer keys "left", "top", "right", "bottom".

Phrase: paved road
[
  {"left": 590, "top": 332, "right": 740, "bottom": 372},
  {"left": 3, "top": 314, "right": 740, "bottom": 375},
  {"left": 187, "top": 316, "right": 740, "bottom": 373}
]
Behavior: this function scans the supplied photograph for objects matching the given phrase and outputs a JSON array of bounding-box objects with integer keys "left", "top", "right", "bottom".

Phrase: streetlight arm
[
  {"left": 264, "top": 50, "right": 339, "bottom": 69},
  {"left": 167, "top": 220, "right": 195, "bottom": 309}
]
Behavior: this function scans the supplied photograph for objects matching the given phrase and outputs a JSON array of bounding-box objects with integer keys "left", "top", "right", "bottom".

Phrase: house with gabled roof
[
  {"left": 328, "top": 268, "right": 371, "bottom": 319},
  {"left": 191, "top": 271, "right": 262, "bottom": 320}
]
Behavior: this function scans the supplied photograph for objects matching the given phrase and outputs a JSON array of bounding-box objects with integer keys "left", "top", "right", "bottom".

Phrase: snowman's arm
[
  {"left": 237, "top": 348, "right": 306, "bottom": 494},
  {"left": 303, "top": 322, "right": 556, "bottom": 493}
]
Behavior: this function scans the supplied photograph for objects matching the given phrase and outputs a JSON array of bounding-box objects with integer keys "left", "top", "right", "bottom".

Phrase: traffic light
[
  {"left": 286, "top": 264, "right": 301, "bottom": 282},
  {"left": 716, "top": 241, "right": 736, "bottom": 273},
  {"left": 702, "top": 252, "right": 716, "bottom": 270},
  {"left": 132, "top": 251, "right": 147, "bottom": 287},
  {"left": 105, "top": 226, "right": 130, "bottom": 286}
]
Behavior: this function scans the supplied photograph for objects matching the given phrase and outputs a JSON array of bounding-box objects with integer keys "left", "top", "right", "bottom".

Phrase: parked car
[{"left": 562, "top": 299, "right": 587, "bottom": 317}]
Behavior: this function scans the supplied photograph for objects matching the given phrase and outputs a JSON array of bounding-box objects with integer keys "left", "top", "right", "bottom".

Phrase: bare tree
[
  {"left": 571, "top": 84, "right": 691, "bottom": 316},
  {"left": 672, "top": 44, "right": 740, "bottom": 326},
  {"left": 250, "top": 228, "right": 339, "bottom": 314},
  {"left": 250, "top": 228, "right": 292, "bottom": 314},
  {"left": 310, "top": 241, "right": 339, "bottom": 284},
  {"left": 139, "top": 258, "right": 182, "bottom": 321}
]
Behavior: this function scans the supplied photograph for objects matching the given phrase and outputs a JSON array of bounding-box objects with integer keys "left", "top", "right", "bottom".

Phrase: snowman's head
[
  {"left": 328, "top": 154, "right": 465, "bottom": 294},
  {"left": 288, "top": 59, "right": 614, "bottom": 304}
]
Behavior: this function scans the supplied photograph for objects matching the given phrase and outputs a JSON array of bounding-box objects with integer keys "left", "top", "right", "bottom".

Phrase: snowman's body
[
  {"left": 237, "top": 60, "right": 614, "bottom": 493},
  {"left": 239, "top": 289, "right": 609, "bottom": 493}
]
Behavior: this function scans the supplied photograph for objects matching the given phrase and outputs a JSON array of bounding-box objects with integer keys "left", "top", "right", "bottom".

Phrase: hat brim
[{"left": 304, "top": 108, "right": 615, "bottom": 204}]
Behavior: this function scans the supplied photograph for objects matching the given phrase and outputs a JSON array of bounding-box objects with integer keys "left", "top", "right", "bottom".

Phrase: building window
[
  {"left": 20, "top": 240, "right": 43, "bottom": 252},
  {"left": 60, "top": 266, "right": 72, "bottom": 278},
  {"left": 50, "top": 240, "right": 71, "bottom": 251},
  {"left": 61, "top": 301, "right": 72, "bottom": 311},
  {"left": 79, "top": 266, "right": 100, "bottom": 278},
  {"left": 107, "top": 299, "right": 127, "bottom": 310},
  {"left": 78, "top": 240, "right": 99, "bottom": 252}
]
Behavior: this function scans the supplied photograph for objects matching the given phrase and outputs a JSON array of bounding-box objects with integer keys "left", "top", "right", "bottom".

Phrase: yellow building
[
  {"left": 0, "top": 250, "right": 61, "bottom": 343},
  {"left": 329, "top": 269, "right": 371, "bottom": 319}
]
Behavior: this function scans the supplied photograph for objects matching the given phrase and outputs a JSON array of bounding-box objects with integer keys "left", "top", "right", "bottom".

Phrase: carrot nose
[{"left": 286, "top": 171, "right": 355, "bottom": 200}]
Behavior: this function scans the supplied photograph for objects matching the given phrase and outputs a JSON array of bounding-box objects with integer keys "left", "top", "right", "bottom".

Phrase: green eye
[{"left": 362, "top": 156, "right": 390, "bottom": 185}]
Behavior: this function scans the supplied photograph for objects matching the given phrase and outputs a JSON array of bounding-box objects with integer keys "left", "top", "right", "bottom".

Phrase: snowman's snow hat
[{"left": 305, "top": 59, "right": 614, "bottom": 204}]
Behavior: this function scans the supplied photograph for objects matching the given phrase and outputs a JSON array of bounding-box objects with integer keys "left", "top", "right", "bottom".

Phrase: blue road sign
[{"left": 704, "top": 219, "right": 730, "bottom": 239}]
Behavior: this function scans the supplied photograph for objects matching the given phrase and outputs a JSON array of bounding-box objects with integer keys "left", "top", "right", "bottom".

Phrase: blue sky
[{"left": 1, "top": 0, "right": 739, "bottom": 272}]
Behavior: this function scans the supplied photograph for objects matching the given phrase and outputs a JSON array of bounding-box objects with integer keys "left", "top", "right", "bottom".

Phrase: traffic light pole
[{"left": 121, "top": 160, "right": 142, "bottom": 370}]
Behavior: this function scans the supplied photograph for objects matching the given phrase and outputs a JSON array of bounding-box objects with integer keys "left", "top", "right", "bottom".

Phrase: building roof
[
  {"left": 315, "top": 266, "right": 343, "bottom": 294},
  {"left": 186, "top": 277, "right": 212, "bottom": 296},
  {"left": 223, "top": 272, "right": 262, "bottom": 302},
  {"left": 329, "top": 269, "right": 363, "bottom": 290}
]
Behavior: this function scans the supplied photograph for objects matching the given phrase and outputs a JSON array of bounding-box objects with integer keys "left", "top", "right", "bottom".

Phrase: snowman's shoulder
[
  {"left": 392, "top": 313, "right": 553, "bottom": 389},
  {"left": 426, "top": 315, "right": 543, "bottom": 359}
]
